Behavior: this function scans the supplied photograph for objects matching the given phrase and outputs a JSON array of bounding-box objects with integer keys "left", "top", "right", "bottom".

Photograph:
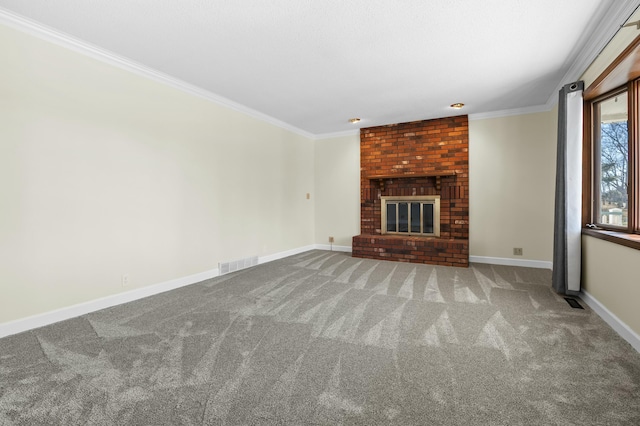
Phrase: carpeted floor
[{"left": 1, "top": 250, "right": 639, "bottom": 425}]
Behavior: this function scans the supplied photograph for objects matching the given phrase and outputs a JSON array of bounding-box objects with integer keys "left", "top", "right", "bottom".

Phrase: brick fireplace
[{"left": 352, "top": 116, "right": 469, "bottom": 267}]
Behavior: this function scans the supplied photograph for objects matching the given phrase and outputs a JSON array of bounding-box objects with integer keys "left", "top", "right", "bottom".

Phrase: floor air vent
[
  {"left": 219, "top": 255, "right": 258, "bottom": 275},
  {"left": 564, "top": 297, "right": 584, "bottom": 309}
]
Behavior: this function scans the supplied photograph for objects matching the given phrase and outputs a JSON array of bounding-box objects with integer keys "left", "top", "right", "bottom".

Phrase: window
[
  {"left": 583, "top": 34, "right": 640, "bottom": 250},
  {"left": 381, "top": 196, "right": 440, "bottom": 237},
  {"left": 593, "top": 89, "right": 629, "bottom": 228},
  {"left": 586, "top": 82, "right": 638, "bottom": 237}
]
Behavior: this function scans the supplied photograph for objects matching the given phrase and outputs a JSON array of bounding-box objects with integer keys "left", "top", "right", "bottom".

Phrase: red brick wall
[{"left": 352, "top": 116, "right": 469, "bottom": 266}]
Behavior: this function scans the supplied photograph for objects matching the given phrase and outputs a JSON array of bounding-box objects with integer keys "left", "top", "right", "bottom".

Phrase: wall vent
[{"left": 219, "top": 255, "right": 258, "bottom": 275}]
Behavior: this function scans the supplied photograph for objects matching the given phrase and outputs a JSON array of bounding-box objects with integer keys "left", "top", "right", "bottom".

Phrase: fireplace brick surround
[{"left": 352, "top": 116, "right": 469, "bottom": 266}]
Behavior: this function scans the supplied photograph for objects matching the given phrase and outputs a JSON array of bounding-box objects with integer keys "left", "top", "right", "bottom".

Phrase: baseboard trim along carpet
[
  {"left": 312, "top": 244, "right": 353, "bottom": 253},
  {"left": 469, "top": 255, "right": 553, "bottom": 270},
  {"left": 580, "top": 290, "right": 640, "bottom": 353},
  {"left": 0, "top": 244, "right": 315, "bottom": 339},
  {"left": 258, "top": 244, "right": 317, "bottom": 264},
  {"left": 0, "top": 267, "right": 220, "bottom": 339},
  {"left": 4, "top": 250, "right": 639, "bottom": 424},
  {"left": 4, "top": 246, "right": 638, "bottom": 356}
]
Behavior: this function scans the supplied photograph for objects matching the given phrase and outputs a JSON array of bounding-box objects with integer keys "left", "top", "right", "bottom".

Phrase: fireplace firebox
[{"left": 381, "top": 196, "right": 440, "bottom": 237}]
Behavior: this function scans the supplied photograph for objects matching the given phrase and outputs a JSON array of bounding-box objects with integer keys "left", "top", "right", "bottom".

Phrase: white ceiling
[{"left": 0, "top": 1, "right": 639, "bottom": 137}]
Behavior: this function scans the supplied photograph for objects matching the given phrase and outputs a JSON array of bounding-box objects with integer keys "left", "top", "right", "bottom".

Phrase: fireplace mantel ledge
[
  {"left": 367, "top": 171, "right": 457, "bottom": 191},
  {"left": 366, "top": 171, "right": 457, "bottom": 180}
]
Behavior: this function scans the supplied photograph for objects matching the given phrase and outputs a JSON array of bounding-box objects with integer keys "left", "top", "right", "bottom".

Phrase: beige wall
[
  {"left": 582, "top": 237, "right": 640, "bottom": 335},
  {"left": 314, "top": 134, "right": 360, "bottom": 247},
  {"left": 312, "top": 110, "right": 561, "bottom": 265},
  {"left": 0, "top": 23, "right": 314, "bottom": 324},
  {"left": 579, "top": 9, "right": 640, "bottom": 338},
  {"left": 468, "top": 110, "right": 558, "bottom": 263},
  {"left": 5, "top": 6, "right": 637, "bottom": 342}
]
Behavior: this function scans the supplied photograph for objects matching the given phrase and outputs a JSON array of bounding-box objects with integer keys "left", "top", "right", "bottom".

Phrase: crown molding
[
  {"left": 313, "top": 129, "right": 360, "bottom": 140},
  {"left": 5, "top": 3, "right": 638, "bottom": 139},
  {"left": 0, "top": 8, "right": 318, "bottom": 140},
  {"left": 468, "top": 103, "right": 553, "bottom": 121},
  {"left": 547, "top": 0, "right": 640, "bottom": 105}
]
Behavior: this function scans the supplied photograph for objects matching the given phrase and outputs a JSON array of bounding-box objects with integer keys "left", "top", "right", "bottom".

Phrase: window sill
[{"left": 582, "top": 228, "right": 640, "bottom": 251}]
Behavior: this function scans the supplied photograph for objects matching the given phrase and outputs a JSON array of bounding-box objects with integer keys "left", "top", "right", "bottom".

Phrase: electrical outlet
[
  {"left": 306, "top": 193, "right": 310, "bottom": 199},
  {"left": 329, "top": 236, "right": 335, "bottom": 243},
  {"left": 122, "top": 274, "right": 130, "bottom": 287},
  {"left": 513, "top": 248, "right": 523, "bottom": 256}
]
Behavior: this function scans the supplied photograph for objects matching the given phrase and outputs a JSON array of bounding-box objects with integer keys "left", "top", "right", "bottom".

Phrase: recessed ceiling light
[
  {"left": 450, "top": 103, "right": 465, "bottom": 109},
  {"left": 348, "top": 118, "right": 361, "bottom": 123}
]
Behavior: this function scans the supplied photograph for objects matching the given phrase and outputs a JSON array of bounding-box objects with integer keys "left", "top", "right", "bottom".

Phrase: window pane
[
  {"left": 398, "top": 203, "right": 408, "bottom": 232},
  {"left": 410, "top": 203, "right": 421, "bottom": 232},
  {"left": 597, "top": 93, "right": 628, "bottom": 227},
  {"left": 386, "top": 203, "right": 396, "bottom": 232},
  {"left": 423, "top": 203, "right": 434, "bottom": 234}
]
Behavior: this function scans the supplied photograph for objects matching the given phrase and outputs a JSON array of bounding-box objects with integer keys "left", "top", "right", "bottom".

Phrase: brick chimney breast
[{"left": 353, "top": 116, "right": 469, "bottom": 267}]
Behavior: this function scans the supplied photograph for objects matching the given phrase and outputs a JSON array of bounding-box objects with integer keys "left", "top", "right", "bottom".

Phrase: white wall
[
  {"left": 314, "top": 134, "right": 360, "bottom": 248},
  {"left": 0, "top": 23, "right": 314, "bottom": 324},
  {"left": 468, "top": 110, "right": 558, "bottom": 264}
]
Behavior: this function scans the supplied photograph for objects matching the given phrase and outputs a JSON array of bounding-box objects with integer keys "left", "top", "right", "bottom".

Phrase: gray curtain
[{"left": 552, "top": 81, "right": 584, "bottom": 295}]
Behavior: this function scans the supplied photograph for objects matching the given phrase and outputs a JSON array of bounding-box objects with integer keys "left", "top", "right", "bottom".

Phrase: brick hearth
[{"left": 352, "top": 116, "right": 469, "bottom": 267}]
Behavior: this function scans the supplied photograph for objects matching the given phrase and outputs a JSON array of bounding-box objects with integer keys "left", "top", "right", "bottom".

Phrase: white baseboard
[
  {"left": 0, "top": 243, "right": 358, "bottom": 338},
  {"left": 0, "top": 246, "right": 565, "bottom": 340},
  {"left": 0, "top": 267, "right": 220, "bottom": 339},
  {"left": 469, "top": 255, "right": 552, "bottom": 270},
  {"left": 258, "top": 245, "right": 317, "bottom": 264},
  {"left": 465, "top": 257, "right": 639, "bottom": 353},
  {"left": 1, "top": 244, "right": 344, "bottom": 338},
  {"left": 313, "top": 244, "right": 353, "bottom": 253},
  {"left": 0, "top": 241, "right": 358, "bottom": 338},
  {"left": 5, "top": 245, "right": 638, "bottom": 355},
  {"left": 579, "top": 290, "right": 640, "bottom": 353}
]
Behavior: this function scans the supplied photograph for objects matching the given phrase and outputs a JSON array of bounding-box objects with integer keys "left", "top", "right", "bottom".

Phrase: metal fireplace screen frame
[{"left": 381, "top": 195, "right": 440, "bottom": 237}]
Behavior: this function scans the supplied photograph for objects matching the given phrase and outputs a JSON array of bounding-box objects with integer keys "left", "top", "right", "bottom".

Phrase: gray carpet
[{"left": 1, "top": 250, "right": 639, "bottom": 425}]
